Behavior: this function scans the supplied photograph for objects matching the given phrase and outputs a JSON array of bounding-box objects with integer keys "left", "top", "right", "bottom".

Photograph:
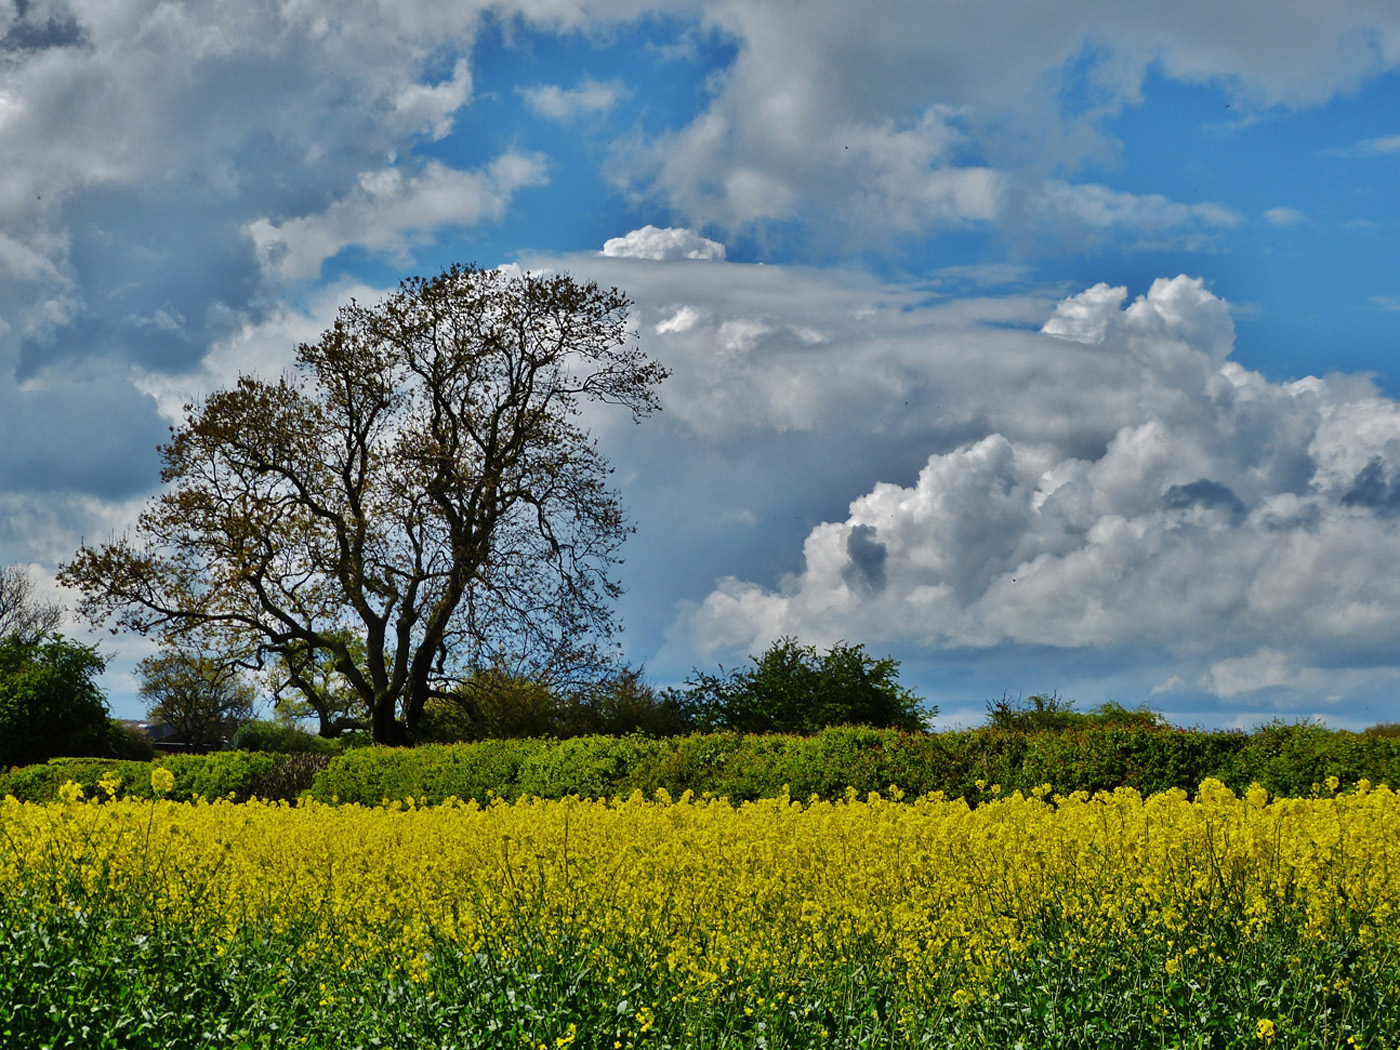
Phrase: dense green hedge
[
  {"left": 8, "top": 723, "right": 1400, "bottom": 806},
  {"left": 0, "top": 750, "right": 331, "bottom": 803},
  {"left": 304, "top": 723, "right": 1400, "bottom": 807}
]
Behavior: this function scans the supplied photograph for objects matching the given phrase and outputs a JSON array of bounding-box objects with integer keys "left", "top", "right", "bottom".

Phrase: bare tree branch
[{"left": 0, "top": 565, "right": 63, "bottom": 646}]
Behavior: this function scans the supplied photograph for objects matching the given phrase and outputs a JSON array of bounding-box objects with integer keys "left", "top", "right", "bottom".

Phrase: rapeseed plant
[{"left": 0, "top": 778, "right": 1397, "bottom": 1047}]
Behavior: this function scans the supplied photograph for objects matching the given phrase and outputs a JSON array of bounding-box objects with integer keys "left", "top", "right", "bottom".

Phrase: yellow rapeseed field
[{"left": 3, "top": 773, "right": 1398, "bottom": 1016}]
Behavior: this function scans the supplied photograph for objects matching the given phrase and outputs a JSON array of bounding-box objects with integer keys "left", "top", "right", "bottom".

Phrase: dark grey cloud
[
  {"left": 1162, "top": 478, "right": 1247, "bottom": 523},
  {"left": 1341, "top": 457, "right": 1400, "bottom": 513},
  {"left": 1, "top": 0, "right": 83, "bottom": 51},
  {"left": 0, "top": 376, "right": 166, "bottom": 496},
  {"left": 842, "top": 524, "right": 887, "bottom": 592},
  {"left": 20, "top": 189, "right": 271, "bottom": 378}
]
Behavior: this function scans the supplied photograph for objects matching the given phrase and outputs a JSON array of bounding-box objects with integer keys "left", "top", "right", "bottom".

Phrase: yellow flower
[
  {"left": 1257, "top": 1018, "right": 1277, "bottom": 1042},
  {"left": 98, "top": 771, "right": 122, "bottom": 799},
  {"left": 57, "top": 780, "right": 83, "bottom": 804},
  {"left": 151, "top": 767, "right": 176, "bottom": 796},
  {"left": 1164, "top": 956, "right": 1181, "bottom": 976}
]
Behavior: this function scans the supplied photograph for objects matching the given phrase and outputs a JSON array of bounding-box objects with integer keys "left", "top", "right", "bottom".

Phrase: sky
[{"left": 4, "top": 0, "right": 1400, "bottom": 730}]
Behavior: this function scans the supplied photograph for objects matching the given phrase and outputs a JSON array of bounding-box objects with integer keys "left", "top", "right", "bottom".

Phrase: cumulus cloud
[
  {"left": 601, "top": 226, "right": 727, "bottom": 261},
  {"left": 641, "top": 271, "right": 1400, "bottom": 714}
]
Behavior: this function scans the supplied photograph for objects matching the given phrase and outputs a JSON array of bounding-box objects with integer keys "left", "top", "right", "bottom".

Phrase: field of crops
[{"left": 2, "top": 773, "right": 1398, "bottom": 1049}]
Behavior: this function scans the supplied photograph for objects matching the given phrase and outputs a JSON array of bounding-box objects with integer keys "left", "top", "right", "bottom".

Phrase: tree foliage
[
  {"left": 0, "top": 565, "right": 62, "bottom": 647},
  {"left": 675, "top": 637, "right": 930, "bottom": 734},
  {"left": 139, "top": 647, "right": 257, "bottom": 751},
  {"left": 983, "top": 692, "right": 1164, "bottom": 733},
  {"left": 413, "top": 664, "right": 691, "bottom": 743},
  {"left": 0, "top": 634, "right": 110, "bottom": 767},
  {"left": 60, "top": 265, "right": 666, "bottom": 744}
]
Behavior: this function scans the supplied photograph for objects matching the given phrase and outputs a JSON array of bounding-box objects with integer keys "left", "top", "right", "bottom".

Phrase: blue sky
[{"left": 5, "top": 1, "right": 1400, "bottom": 729}]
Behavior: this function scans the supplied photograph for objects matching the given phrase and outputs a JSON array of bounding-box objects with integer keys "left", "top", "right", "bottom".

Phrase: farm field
[{"left": 2, "top": 774, "right": 1398, "bottom": 1049}]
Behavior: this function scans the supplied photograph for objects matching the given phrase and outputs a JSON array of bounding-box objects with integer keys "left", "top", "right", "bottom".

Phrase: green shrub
[
  {"left": 306, "top": 739, "right": 548, "bottom": 805},
  {"left": 244, "top": 751, "right": 333, "bottom": 800},
  {"left": 413, "top": 668, "right": 561, "bottom": 744},
  {"left": 233, "top": 720, "right": 342, "bottom": 755},
  {"left": 675, "top": 638, "right": 930, "bottom": 734},
  {"left": 0, "top": 750, "right": 334, "bottom": 803},
  {"left": 0, "top": 635, "right": 111, "bottom": 766},
  {"left": 559, "top": 668, "right": 692, "bottom": 738},
  {"left": 17, "top": 721, "right": 1400, "bottom": 809},
  {"left": 102, "top": 719, "right": 157, "bottom": 760}
]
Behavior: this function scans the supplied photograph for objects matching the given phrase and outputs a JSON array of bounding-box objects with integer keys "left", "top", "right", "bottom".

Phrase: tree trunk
[{"left": 371, "top": 696, "right": 407, "bottom": 745}]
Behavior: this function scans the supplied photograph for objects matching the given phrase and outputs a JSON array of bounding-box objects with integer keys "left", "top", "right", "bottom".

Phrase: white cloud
[
  {"left": 655, "top": 305, "right": 706, "bottom": 334},
  {"left": 601, "top": 226, "right": 727, "bottom": 261},
  {"left": 620, "top": 270, "right": 1400, "bottom": 717},
  {"left": 1264, "top": 206, "right": 1307, "bottom": 226},
  {"left": 393, "top": 58, "right": 474, "bottom": 141},
  {"left": 520, "top": 77, "right": 624, "bottom": 120},
  {"left": 248, "top": 154, "right": 548, "bottom": 282},
  {"left": 1326, "top": 133, "right": 1400, "bottom": 157},
  {"left": 1201, "top": 649, "right": 1295, "bottom": 698},
  {"left": 613, "top": 0, "right": 1399, "bottom": 243}
]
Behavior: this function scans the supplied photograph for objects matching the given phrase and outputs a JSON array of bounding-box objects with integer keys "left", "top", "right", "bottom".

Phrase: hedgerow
[
  {"left": 0, "top": 750, "right": 330, "bottom": 803},
  {"left": 303, "top": 723, "right": 1400, "bottom": 807},
  {"left": 7, "top": 722, "right": 1400, "bottom": 806}
]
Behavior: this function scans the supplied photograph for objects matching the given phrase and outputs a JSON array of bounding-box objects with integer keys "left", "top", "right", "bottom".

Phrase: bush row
[
  {"left": 7, "top": 722, "right": 1400, "bottom": 806},
  {"left": 0, "top": 750, "right": 331, "bottom": 804},
  {"left": 304, "top": 722, "right": 1400, "bottom": 806}
]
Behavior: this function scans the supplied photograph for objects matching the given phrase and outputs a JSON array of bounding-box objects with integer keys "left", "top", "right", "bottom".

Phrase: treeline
[{"left": 9, "top": 721, "right": 1400, "bottom": 807}]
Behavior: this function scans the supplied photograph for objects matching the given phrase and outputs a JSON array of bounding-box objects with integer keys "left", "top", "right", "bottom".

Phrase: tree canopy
[
  {"left": 676, "top": 637, "right": 931, "bottom": 734},
  {"left": 0, "top": 634, "right": 110, "bottom": 767},
  {"left": 61, "top": 265, "right": 667, "bottom": 744},
  {"left": 139, "top": 646, "right": 257, "bottom": 751}
]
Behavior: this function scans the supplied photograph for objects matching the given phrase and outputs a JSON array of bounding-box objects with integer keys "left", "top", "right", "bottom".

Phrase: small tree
[
  {"left": 984, "top": 693, "right": 1164, "bottom": 733},
  {"left": 676, "top": 637, "right": 930, "bottom": 734},
  {"left": 0, "top": 634, "right": 110, "bottom": 766},
  {"left": 561, "top": 666, "right": 690, "bottom": 738},
  {"left": 61, "top": 265, "right": 666, "bottom": 744},
  {"left": 0, "top": 565, "right": 62, "bottom": 646},
  {"left": 984, "top": 692, "right": 1083, "bottom": 733},
  {"left": 139, "top": 647, "right": 257, "bottom": 751},
  {"left": 414, "top": 663, "right": 560, "bottom": 743}
]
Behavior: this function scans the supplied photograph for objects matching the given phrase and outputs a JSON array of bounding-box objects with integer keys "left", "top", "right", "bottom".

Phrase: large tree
[{"left": 61, "top": 265, "right": 666, "bottom": 743}]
